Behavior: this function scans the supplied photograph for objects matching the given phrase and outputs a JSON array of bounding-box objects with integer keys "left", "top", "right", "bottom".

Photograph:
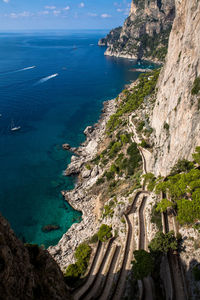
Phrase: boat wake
[
  {"left": 0, "top": 66, "right": 36, "bottom": 75},
  {"left": 34, "top": 73, "right": 59, "bottom": 85},
  {"left": 19, "top": 66, "right": 36, "bottom": 72}
]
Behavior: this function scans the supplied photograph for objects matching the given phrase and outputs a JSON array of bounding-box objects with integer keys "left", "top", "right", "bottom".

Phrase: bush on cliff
[
  {"left": 149, "top": 231, "right": 178, "bottom": 254},
  {"left": 155, "top": 168, "right": 200, "bottom": 225},
  {"left": 97, "top": 224, "right": 112, "bottom": 242},
  {"left": 191, "top": 77, "right": 200, "bottom": 95},
  {"left": 64, "top": 242, "right": 92, "bottom": 284},
  {"left": 106, "top": 69, "right": 160, "bottom": 134},
  {"left": 132, "top": 250, "right": 154, "bottom": 280}
]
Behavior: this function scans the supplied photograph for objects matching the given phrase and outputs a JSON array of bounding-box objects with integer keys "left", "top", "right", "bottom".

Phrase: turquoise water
[{"left": 0, "top": 31, "right": 156, "bottom": 247}]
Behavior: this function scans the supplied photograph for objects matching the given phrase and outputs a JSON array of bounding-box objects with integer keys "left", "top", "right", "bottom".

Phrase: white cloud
[
  {"left": 79, "top": 2, "right": 85, "bottom": 8},
  {"left": 38, "top": 10, "right": 49, "bottom": 15},
  {"left": 45, "top": 6, "right": 56, "bottom": 10},
  {"left": 3, "top": 0, "right": 10, "bottom": 3},
  {"left": 53, "top": 10, "right": 61, "bottom": 16},
  {"left": 88, "top": 12, "right": 97, "bottom": 17},
  {"left": 8, "top": 11, "right": 32, "bottom": 18},
  {"left": 101, "top": 13, "right": 111, "bottom": 18},
  {"left": 63, "top": 6, "right": 70, "bottom": 11}
]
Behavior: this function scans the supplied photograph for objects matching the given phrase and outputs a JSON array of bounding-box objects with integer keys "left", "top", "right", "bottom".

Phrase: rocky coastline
[{"left": 48, "top": 99, "right": 118, "bottom": 271}]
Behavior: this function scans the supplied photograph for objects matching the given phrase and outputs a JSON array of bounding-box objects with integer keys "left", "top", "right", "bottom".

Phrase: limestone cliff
[
  {"left": 0, "top": 214, "right": 71, "bottom": 300},
  {"left": 99, "top": 0, "right": 175, "bottom": 62},
  {"left": 149, "top": 0, "right": 200, "bottom": 176}
]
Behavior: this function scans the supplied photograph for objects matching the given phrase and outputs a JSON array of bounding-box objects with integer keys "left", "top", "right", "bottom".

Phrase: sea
[{"left": 0, "top": 30, "right": 156, "bottom": 248}]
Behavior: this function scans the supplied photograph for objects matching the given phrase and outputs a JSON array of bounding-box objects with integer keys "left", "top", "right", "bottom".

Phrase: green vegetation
[
  {"left": 191, "top": 77, "right": 200, "bottom": 95},
  {"left": 149, "top": 231, "right": 178, "bottom": 253},
  {"left": 192, "top": 146, "right": 200, "bottom": 165},
  {"left": 106, "top": 69, "right": 160, "bottom": 134},
  {"left": 155, "top": 168, "right": 200, "bottom": 225},
  {"left": 164, "top": 122, "right": 169, "bottom": 130},
  {"left": 156, "top": 198, "right": 174, "bottom": 213},
  {"left": 126, "top": 142, "right": 142, "bottom": 176},
  {"left": 85, "top": 164, "right": 91, "bottom": 170},
  {"left": 170, "top": 159, "right": 194, "bottom": 176},
  {"left": 90, "top": 233, "right": 98, "bottom": 244},
  {"left": 64, "top": 243, "right": 92, "bottom": 284},
  {"left": 108, "top": 141, "right": 122, "bottom": 158},
  {"left": 140, "top": 139, "right": 150, "bottom": 149},
  {"left": 97, "top": 224, "right": 112, "bottom": 242},
  {"left": 132, "top": 250, "right": 154, "bottom": 280},
  {"left": 151, "top": 46, "right": 168, "bottom": 61},
  {"left": 139, "top": 27, "right": 172, "bottom": 61},
  {"left": 103, "top": 200, "right": 115, "bottom": 218},
  {"left": 143, "top": 173, "right": 157, "bottom": 191},
  {"left": 151, "top": 204, "right": 162, "bottom": 231},
  {"left": 137, "top": 120, "right": 145, "bottom": 132}
]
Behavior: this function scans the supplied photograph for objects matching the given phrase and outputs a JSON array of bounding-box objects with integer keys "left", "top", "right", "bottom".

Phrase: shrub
[
  {"left": 164, "top": 122, "right": 169, "bottom": 130},
  {"left": 143, "top": 173, "right": 156, "bottom": 191},
  {"left": 126, "top": 143, "right": 142, "bottom": 175},
  {"left": 149, "top": 231, "right": 178, "bottom": 253},
  {"left": 137, "top": 121, "right": 145, "bottom": 132},
  {"left": 155, "top": 168, "right": 200, "bottom": 225},
  {"left": 65, "top": 263, "right": 80, "bottom": 279},
  {"left": 170, "top": 159, "right": 194, "bottom": 176},
  {"left": 120, "top": 133, "right": 130, "bottom": 144},
  {"left": 75, "top": 243, "right": 92, "bottom": 264},
  {"left": 90, "top": 234, "right": 98, "bottom": 244},
  {"left": 191, "top": 77, "right": 200, "bottom": 95},
  {"left": 64, "top": 242, "right": 92, "bottom": 283},
  {"left": 106, "top": 69, "right": 160, "bottom": 134},
  {"left": 151, "top": 204, "right": 162, "bottom": 231},
  {"left": 96, "top": 177, "right": 105, "bottom": 185},
  {"left": 132, "top": 250, "right": 154, "bottom": 280},
  {"left": 97, "top": 224, "right": 112, "bottom": 242},
  {"left": 156, "top": 199, "right": 174, "bottom": 213},
  {"left": 192, "top": 146, "right": 200, "bottom": 165},
  {"left": 85, "top": 164, "right": 91, "bottom": 170},
  {"left": 108, "top": 141, "right": 122, "bottom": 158},
  {"left": 140, "top": 139, "right": 150, "bottom": 149}
]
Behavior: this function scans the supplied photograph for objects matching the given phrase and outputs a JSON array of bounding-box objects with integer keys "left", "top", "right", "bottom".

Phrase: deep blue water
[{"left": 0, "top": 31, "right": 156, "bottom": 247}]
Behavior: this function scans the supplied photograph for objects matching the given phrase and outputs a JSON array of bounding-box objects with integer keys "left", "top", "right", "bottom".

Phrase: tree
[
  {"left": 75, "top": 243, "right": 91, "bottom": 263},
  {"left": 149, "top": 231, "right": 178, "bottom": 253},
  {"left": 156, "top": 198, "right": 174, "bottom": 213},
  {"left": 65, "top": 263, "right": 80, "bottom": 278},
  {"left": 97, "top": 224, "right": 112, "bottom": 242},
  {"left": 192, "top": 146, "right": 200, "bottom": 165},
  {"left": 170, "top": 159, "right": 194, "bottom": 176},
  {"left": 132, "top": 250, "right": 154, "bottom": 280}
]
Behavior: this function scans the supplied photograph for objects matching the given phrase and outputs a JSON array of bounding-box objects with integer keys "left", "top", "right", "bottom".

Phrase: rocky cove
[{"left": 48, "top": 99, "right": 119, "bottom": 270}]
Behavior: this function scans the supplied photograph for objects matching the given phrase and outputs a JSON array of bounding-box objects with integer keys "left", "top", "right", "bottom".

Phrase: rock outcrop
[
  {"left": 0, "top": 214, "right": 71, "bottom": 300},
  {"left": 149, "top": 0, "right": 200, "bottom": 176},
  {"left": 99, "top": 0, "right": 175, "bottom": 62}
]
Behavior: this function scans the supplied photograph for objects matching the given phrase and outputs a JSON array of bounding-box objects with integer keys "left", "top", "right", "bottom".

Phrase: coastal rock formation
[
  {"left": 99, "top": 0, "right": 175, "bottom": 62},
  {"left": 0, "top": 214, "right": 71, "bottom": 300},
  {"left": 149, "top": 0, "right": 200, "bottom": 176}
]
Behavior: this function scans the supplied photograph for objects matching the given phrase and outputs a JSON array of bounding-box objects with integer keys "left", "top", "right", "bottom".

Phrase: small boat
[{"left": 11, "top": 120, "right": 21, "bottom": 131}]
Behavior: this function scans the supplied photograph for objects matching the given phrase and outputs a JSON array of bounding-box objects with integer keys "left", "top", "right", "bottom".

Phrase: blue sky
[{"left": 0, "top": 0, "right": 131, "bottom": 30}]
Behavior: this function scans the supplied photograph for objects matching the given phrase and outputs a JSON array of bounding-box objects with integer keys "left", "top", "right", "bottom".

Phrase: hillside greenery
[
  {"left": 64, "top": 243, "right": 92, "bottom": 285},
  {"left": 106, "top": 69, "right": 160, "bottom": 134}
]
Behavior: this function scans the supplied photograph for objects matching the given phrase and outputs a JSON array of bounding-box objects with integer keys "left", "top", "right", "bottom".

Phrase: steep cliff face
[
  {"left": 149, "top": 0, "right": 200, "bottom": 176},
  {"left": 0, "top": 214, "right": 71, "bottom": 300},
  {"left": 99, "top": 0, "right": 175, "bottom": 62}
]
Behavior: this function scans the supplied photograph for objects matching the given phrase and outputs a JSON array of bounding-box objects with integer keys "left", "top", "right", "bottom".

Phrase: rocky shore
[{"left": 48, "top": 99, "right": 117, "bottom": 271}]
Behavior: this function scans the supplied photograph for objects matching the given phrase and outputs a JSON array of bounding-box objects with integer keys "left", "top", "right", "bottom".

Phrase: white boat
[{"left": 11, "top": 120, "right": 21, "bottom": 131}]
